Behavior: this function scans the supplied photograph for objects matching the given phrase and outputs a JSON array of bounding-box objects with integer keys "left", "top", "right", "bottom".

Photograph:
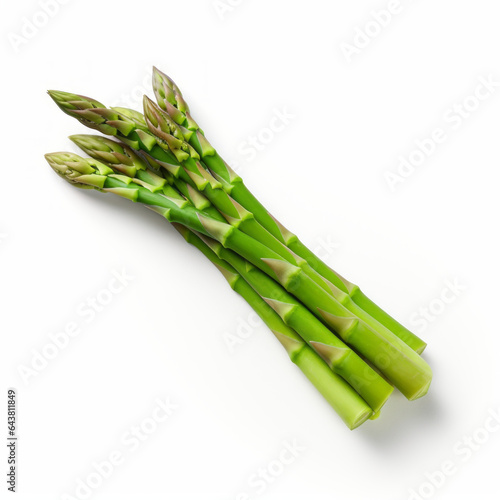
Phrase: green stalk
[
  {"left": 151, "top": 67, "right": 427, "bottom": 354},
  {"left": 190, "top": 232, "right": 393, "bottom": 413},
  {"left": 191, "top": 223, "right": 427, "bottom": 401},
  {"left": 48, "top": 149, "right": 392, "bottom": 411},
  {"left": 277, "top": 238, "right": 428, "bottom": 354},
  {"left": 71, "top": 131, "right": 425, "bottom": 373},
  {"left": 45, "top": 152, "right": 431, "bottom": 401},
  {"left": 142, "top": 96, "right": 347, "bottom": 297},
  {"left": 174, "top": 224, "right": 373, "bottom": 429},
  {"left": 46, "top": 149, "right": 373, "bottom": 428}
]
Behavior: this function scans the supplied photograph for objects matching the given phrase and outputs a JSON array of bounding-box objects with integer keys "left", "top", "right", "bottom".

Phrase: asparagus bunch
[{"left": 45, "top": 69, "right": 432, "bottom": 429}]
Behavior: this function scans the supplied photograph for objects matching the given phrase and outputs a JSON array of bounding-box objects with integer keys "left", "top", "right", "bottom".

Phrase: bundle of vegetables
[{"left": 45, "top": 67, "right": 432, "bottom": 429}]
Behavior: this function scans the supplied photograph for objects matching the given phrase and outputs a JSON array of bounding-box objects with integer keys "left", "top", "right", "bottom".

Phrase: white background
[{"left": 1, "top": 1, "right": 500, "bottom": 499}]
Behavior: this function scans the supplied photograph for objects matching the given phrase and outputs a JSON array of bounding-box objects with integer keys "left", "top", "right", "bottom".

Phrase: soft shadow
[{"left": 357, "top": 388, "right": 445, "bottom": 451}]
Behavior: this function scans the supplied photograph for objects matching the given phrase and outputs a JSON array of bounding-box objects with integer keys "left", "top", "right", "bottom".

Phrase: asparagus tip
[
  {"left": 44, "top": 152, "right": 113, "bottom": 189},
  {"left": 47, "top": 89, "right": 105, "bottom": 110}
]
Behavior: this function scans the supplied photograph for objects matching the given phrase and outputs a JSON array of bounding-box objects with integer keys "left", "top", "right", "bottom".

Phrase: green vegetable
[
  {"left": 174, "top": 225, "right": 374, "bottom": 430},
  {"left": 48, "top": 92, "right": 431, "bottom": 397},
  {"left": 45, "top": 70, "right": 433, "bottom": 429},
  {"left": 69, "top": 134, "right": 394, "bottom": 412},
  {"left": 152, "top": 67, "right": 427, "bottom": 355},
  {"left": 45, "top": 148, "right": 431, "bottom": 400}
]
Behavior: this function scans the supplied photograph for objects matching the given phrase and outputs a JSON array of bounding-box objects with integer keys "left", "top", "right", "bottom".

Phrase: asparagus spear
[
  {"left": 70, "top": 132, "right": 420, "bottom": 351},
  {"left": 67, "top": 133, "right": 430, "bottom": 400},
  {"left": 69, "top": 134, "right": 395, "bottom": 410},
  {"left": 151, "top": 67, "right": 427, "bottom": 354},
  {"left": 46, "top": 146, "right": 373, "bottom": 427},
  {"left": 45, "top": 150, "right": 392, "bottom": 409},
  {"left": 173, "top": 224, "right": 374, "bottom": 429},
  {"left": 49, "top": 91, "right": 427, "bottom": 373},
  {"left": 45, "top": 152, "right": 431, "bottom": 400}
]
